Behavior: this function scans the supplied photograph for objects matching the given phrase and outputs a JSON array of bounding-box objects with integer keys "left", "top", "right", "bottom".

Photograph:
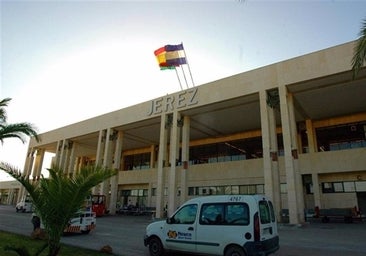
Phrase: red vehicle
[{"left": 91, "top": 195, "right": 107, "bottom": 217}]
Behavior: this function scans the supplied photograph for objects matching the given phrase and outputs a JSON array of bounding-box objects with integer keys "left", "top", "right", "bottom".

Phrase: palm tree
[
  {"left": 352, "top": 18, "right": 366, "bottom": 78},
  {"left": 0, "top": 98, "right": 40, "bottom": 144},
  {"left": 0, "top": 162, "right": 117, "bottom": 256}
]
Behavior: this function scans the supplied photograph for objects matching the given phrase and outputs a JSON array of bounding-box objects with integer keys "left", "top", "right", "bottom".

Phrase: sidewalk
[{"left": 274, "top": 220, "right": 366, "bottom": 256}]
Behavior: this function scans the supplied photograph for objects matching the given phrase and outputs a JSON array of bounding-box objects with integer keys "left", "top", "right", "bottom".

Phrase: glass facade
[{"left": 316, "top": 123, "right": 366, "bottom": 152}]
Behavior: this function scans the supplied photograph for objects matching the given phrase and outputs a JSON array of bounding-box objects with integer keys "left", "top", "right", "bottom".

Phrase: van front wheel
[
  {"left": 148, "top": 236, "right": 164, "bottom": 256},
  {"left": 225, "top": 245, "right": 246, "bottom": 256}
]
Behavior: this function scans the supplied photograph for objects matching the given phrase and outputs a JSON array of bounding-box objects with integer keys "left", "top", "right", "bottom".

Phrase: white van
[
  {"left": 16, "top": 195, "right": 33, "bottom": 213},
  {"left": 144, "top": 195, "right": 279, "bottom": 256},
  {"left": 63, "top": 210, "right": 96, "bottom": 234}
]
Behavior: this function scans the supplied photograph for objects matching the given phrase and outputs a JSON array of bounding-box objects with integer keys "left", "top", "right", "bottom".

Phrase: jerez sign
[{"left": 147, "top": 87, "right": 198, "bottom": 116}]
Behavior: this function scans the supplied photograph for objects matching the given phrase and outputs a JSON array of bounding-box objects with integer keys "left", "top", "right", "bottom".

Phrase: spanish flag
[{"left": 154, "top": 43, "right": 187, "bottom": 69}]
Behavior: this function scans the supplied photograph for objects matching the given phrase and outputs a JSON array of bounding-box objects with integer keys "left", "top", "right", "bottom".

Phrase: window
[
  {"left": 199, "top": 203, "right": 249, "bottom": 225},
  {"left": 280, "top": 183, "right": 287, "bottom": 194},
  {"left": 256, "top": 184, "right": 265, "bottom": 194},
  {"left": 322, "top": 182, "right": 334, "bottom": 193},
  {"left": 248, "top": 185, "right": 256, "bottom": 194},
  {"left": 355, "top": 181, "right": 366, "bottom": 191},
  {"left": 226, "top": 204, "right": 249, "bottom": 225},
  {"left": 123, "top": 153, "right": 151, "bottom": 170},
  {"left": 305, "top": 183, "right": 314, "bottom": 194},
  {"left": 259, "top": 201, "right": 271, "bottom": 224},
  {"left": 321, "top": 181, "right": 366, "bottom": 193},
  {"left": 171, "top": 204, "right": 197, "bottom": 224},
  {"left": 343, "top": 182, "right": 356, "bottom": 192},
  {"left": 231, "top": 185, "right": 239, "bottom": 195},
  {"left": 189, "top": 137, "right": 263, "bottom": 165},
  {"left": 316, "top": 122, "right": 366, "bottom": 152},
  {"left": 188, "top": 184, "right": 265, "bottom": 196},
  {"left": 200, "top": 204, "right": 224, "bottom": 225},
  {"left": 151, "top": 188, "right": 157, "bottom": 196},
  {"left": 333, "top": 182, "right": 344, "bottom": 192},
  {"left": 268, "top": 201, "right": 276, "bottom": 222}
]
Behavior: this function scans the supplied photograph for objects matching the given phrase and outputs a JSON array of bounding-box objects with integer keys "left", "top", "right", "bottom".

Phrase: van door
[
  {"left": 162, "top": 204, "right": 198, "bottom": 253},
  {"left": 258, "top": 200, "right": 278, "bottom": 241},
  {"left": 196, "top": 202, "right": 250, "bottom": 255}
]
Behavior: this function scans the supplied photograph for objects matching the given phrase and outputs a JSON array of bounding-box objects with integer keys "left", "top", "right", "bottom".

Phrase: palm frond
[
  {"left": 0, "top": 162, "right": 35, "bottom": 195},
  {"left": 0, "top": 161, "right": 117, "bottom": 256},
  {"left": 0, "top": 122, "right": 40, "bottom": 143},
  {"left": 352, "top": 18, "right": 366, "bottom": 78},
  {"left": 0, "top": 98, "right": 12, "bottom": 123}
]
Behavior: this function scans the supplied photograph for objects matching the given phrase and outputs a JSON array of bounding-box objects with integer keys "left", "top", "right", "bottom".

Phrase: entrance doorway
[{"left": 357, "top": 192, "right": 366, "bottom": 216}]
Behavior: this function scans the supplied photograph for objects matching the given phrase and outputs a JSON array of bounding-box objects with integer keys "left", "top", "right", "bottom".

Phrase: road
[{"left": 1, "top": 205, "right": 366, "bottom": 256}]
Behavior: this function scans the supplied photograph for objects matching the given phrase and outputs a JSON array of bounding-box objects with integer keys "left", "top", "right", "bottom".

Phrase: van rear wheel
[
  {"left": 148, "top": 236, "right": 164, "bottom": 256},
  {"left": 225, "top": 245, "right": 246, "bottom": 256}
]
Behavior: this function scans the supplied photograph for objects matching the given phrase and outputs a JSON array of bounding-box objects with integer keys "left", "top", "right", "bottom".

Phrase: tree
[
  {"left": 352, "top": 18, "right": 366, "bottom": 78},
  {"left": 0, "top": 162, "right": 117, "bottom": 256},
  {"left": 0, "top": 98, "right": 40, "bottom": 144}
]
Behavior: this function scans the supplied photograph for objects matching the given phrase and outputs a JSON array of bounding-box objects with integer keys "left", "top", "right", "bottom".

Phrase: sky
[{"left": 1, "top": 0, "right": 366, "bottom": 181}]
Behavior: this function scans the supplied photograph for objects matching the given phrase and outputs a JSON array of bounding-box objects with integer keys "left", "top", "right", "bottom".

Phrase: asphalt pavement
[{"left": 1, "top": 205, "right": 366, "bottom": 256}]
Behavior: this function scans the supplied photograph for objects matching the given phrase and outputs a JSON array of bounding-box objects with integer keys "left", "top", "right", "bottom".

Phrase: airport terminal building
[{"left": 2, "top": 40, "right": 366, "bottom": 224}]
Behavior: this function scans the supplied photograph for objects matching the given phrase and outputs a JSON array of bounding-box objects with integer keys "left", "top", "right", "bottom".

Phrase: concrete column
[
  {"left": 7, "top": 189, "right": 14, "bottom": 205},
  {"left": 260, "top": 90, "right": 274, "bottom": 199},
  {"left": 312, "top": 173, "right": 322, "bottom": 209},
  {"left": 23, "top": 150, "right": 31, "bottom": 195},
  {"left": 95, "top": 130, "right": 106, "bottom": 166},
  {"left": 156, "top": 114, "right": 167, "bottom": 218},
  {"left": 58, "top": 139, "right": 66, "bottom": 169},
  {"left": 100, "top": 128, "right": 113, "bottom": 196},
  {"left": 269, "top": 102, "right": 281, "bottom": 216},
  {"left": 288, "top": 91, "right": 305, "bottom": 222},
  {"left": 168, "top": 111, "right": 180, "bottom": 216},
  {"left": 33, "top": 149, "right": 45, "bottom": 179},
  {"left": 147, "top": 182, "right": 153, "bottom": 208},
  {"left": 259, "top": 90, "right": 281, "bottom": 219},
  {"left": 180, "top": 115, "right": 190, "bottom": 205},
  {"left": 18, "top": 148, "right": 35, "bottom": 202},
  {"left": 93, "top": 130, "right": 106, "bottom": 194},
  {"left": 68, "top": 142, "right": 76, "bottom": 177},
  {"left": 63, "top": 141, "right": 71, "bottom": 174},
  {"left": 306, "top": 119, "right": 317, "bottom": 153},
  {"left": 23, "top": 148, "right": 34, "bottom": 177},
  {"left": 279, "top": 85, "right": 305, "bottom": 224},
  {"left": 74, "top": 157, "right": 81, "bottom": 175},
  {"left": 164, "top": 130, "right": 169, "bottom": 167},
  {"left": 150, "top": 145, "right": 156, "bottom": 169},
  {"left": 109, "top": 130, "right": 123, "bottom": 215},
  {"left": 54, "top": 140, "right": 61, "bottom": 167}
]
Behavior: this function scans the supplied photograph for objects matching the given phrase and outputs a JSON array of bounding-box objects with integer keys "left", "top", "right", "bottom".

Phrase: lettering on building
[{"left": 147, "top": 87, "right": 198, "bottom": 116}]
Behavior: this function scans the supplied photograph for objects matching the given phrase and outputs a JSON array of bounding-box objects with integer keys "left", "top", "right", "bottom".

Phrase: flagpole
[
  {"left": 174, "top": 67, "right": 183, "bottom": 90},
  {"left": 181, "top": 42, "right": 195, "bottom": 87},
  {"left": 180, "top": 65, "right": 189, "bottom": 89}
]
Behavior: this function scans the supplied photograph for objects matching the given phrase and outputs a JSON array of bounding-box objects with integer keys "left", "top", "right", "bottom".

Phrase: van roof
[{"left": 183, "top": 194, "right": 269, "bottom": 205}]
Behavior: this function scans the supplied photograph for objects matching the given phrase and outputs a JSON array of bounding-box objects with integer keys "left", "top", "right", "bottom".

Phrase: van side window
[
  {"left": 200, "top": 204, "right": 224, "bottom": 225},
  {"left": 259, "top": 201, "right": 271, "bottom": 224},
  {"left": 226, "top": 204, "right": 249, "bottom": 225},
  {"left": 200, "top": 203, "right": 249, "bottom": 225},
  {"left": 172, "top": 204, "right": 197, "bottom": 224}
]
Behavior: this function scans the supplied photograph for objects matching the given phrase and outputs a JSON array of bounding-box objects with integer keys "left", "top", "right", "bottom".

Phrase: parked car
[
  {"left": 16, "top": 195, "right": 33, "bottom": 213},
  {"left": 144, "top": 195, "right": 279, "bottom": 256}
]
